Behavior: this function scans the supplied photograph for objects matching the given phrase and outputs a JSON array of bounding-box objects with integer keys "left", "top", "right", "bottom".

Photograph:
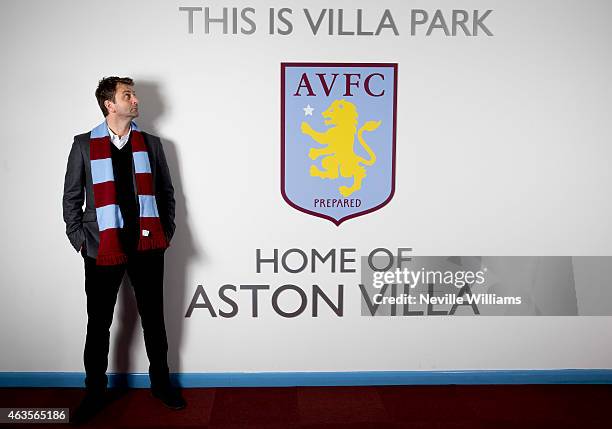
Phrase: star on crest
[{"left": 303, "top": 104, "right": 314, "bottom": 116}]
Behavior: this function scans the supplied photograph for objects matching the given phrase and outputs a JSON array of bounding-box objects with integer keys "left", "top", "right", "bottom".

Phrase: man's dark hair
[{"left": 95, "top": 76, "right": 134, "bottom": 117}]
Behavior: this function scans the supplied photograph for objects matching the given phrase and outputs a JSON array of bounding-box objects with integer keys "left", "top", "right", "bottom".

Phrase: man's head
[{"left": 95, "top": 76, "right": 139, "bottom": 119}]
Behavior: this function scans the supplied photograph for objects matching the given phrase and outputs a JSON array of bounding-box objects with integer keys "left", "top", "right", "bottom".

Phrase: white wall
[{"left": 1, "top": 0, "right": 611, "bottom": 374}]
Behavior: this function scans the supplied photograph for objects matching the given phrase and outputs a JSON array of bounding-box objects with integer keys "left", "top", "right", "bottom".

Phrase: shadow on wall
[{"left": 111, "top": 80, "right": 203, "bottom": 385}]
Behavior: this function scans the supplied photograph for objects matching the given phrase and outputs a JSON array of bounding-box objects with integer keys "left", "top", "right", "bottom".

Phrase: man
[{"left": 63, "top": 77, "right": 186, "bottom": 422}]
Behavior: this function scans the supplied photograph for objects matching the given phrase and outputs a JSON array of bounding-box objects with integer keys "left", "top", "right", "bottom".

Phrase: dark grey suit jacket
[{"left": 62, "top": 131, "right": 176, "bottom": 258}]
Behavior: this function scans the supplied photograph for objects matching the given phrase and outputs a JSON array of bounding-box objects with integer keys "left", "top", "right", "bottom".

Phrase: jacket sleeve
[
  {"left": 63, "top": 138, "right": 85, "bottom": 252},
  {"left": 155, "top": 139, "right": 176, "bottom": 243}
]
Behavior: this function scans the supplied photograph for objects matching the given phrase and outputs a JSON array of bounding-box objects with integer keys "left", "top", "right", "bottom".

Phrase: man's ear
[{"left": 104, "top": 99, "right": 115, "bottom": 114}]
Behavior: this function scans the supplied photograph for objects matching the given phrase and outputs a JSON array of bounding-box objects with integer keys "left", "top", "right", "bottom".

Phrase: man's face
[{"left": 105, "top": 83, "right": 139, "bottom": 119}]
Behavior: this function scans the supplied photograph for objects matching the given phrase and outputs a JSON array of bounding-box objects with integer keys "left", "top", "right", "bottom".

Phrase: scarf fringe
[{"left": 96, "top": 253, "right": 129, "bottom": 266}]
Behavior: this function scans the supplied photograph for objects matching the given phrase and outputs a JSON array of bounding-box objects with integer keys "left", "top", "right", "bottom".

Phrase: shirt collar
[{"left": 106, "top": 122, "right": 132, "bottom": 149}]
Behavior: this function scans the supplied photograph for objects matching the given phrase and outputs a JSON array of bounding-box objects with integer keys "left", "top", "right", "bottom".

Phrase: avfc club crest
[{"left": 281, "top": 63, "right": 398, "bottom": 225}]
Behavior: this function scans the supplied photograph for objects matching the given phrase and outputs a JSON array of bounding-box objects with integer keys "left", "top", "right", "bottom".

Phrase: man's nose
[{"left": 132, "top": 96, "right": 139, "bottom": 105}]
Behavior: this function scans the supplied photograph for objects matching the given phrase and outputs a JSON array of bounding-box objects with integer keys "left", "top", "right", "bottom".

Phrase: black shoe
[
  {"left": 151, "top": 386, "right": 187, "bottom": 410},
  {"left": 71, "top": 389, "right": 107, "bottom": 425}
]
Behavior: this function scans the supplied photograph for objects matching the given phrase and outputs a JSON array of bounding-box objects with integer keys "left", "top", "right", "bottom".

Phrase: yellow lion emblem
[{"left": 301, "top": 99, "right": 381, "bottom": 197}]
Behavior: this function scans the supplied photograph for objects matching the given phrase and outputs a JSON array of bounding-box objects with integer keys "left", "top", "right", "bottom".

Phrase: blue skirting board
[{"left": 1, "top": 370, "right": 611, "bottom": 388}]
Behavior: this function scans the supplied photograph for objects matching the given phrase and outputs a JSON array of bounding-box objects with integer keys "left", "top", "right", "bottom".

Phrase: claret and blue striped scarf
[{"left": 89, "top": 121, "right": 168, "bottom": 265}]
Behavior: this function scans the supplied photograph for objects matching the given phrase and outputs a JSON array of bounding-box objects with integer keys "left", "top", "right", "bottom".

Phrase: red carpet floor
[{"left": 1, "top": 385, "right": 611, "bottom": 428}]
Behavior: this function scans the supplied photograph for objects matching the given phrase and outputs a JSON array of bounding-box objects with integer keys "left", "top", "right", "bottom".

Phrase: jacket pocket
[{"left": 83, "top": 211, "right": 97, "bottom": 222}]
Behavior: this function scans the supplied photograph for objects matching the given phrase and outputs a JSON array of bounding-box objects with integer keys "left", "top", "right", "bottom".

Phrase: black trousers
[{"left": 82, "top": 247, "right": 170, "bottom": 391}]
